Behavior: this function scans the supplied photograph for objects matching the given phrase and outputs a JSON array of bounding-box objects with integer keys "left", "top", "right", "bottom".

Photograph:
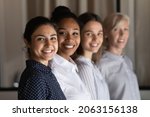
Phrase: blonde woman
[{"left": 96, "top": 13, "right": 141, "bottom": 100}]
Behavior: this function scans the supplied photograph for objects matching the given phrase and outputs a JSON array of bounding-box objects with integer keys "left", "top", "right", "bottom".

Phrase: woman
[
  {"left": 96, "top": 13, "right": 141, "bottom": 100},
  {"left": 75, "top": 12, "right": 110, "bottom": 100},
  {"left": 18, "top": 16, "right": 66, "bottom": 100},
  {"left": 49, "top": 6, "right": 91, "bottom": 99}
]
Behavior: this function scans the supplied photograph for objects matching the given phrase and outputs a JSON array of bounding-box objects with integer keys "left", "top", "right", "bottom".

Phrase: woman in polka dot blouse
[{"left": 18, "top": 16, "right": 66, "bottom": 100}]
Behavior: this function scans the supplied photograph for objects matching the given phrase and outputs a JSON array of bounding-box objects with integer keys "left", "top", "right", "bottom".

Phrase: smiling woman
[
  {"left": 0, "top": 0, "right": 150, "bottom": 100},
  {"left": 18, "top": 16, "right": 66, "bottom": 100}
]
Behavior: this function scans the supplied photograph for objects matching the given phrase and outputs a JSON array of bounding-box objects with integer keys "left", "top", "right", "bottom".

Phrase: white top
[
  {"left": 96, "top": 51, "right": 141, "bottom": 100},
  {"left": 49, "top": 54, "right": 91, "bottom": 100},
  {"left": 75, "top": 56, "right": 110, "bottom": 100}
]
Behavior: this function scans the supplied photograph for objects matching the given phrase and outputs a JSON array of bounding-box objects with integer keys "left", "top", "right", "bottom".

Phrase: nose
[
  {"left": 45, "top": 39, "right": 52, "bottom": 47},
  {"left": 92, "top": 34, "right": 98, "bottom": 41},
  {"left": 120, "top": 30, "right": 124, "bottom": 36},
  {"left": 65, "top": 34, "right": 73, "bottom": 41}
]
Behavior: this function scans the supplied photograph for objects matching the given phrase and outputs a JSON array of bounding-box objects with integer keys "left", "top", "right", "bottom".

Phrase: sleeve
[{"left": 23, "top": 75, "right": 48, "bottom": 100}]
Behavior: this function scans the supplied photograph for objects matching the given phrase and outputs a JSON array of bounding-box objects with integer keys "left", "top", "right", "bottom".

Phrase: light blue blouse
[
  {"left": 75, "top": 56, "right": 110, "bottom": 100},
  {"left": 96, "top": 51, "right": 141, "bottom": 100},
  {"left": 49, "top": 54, "right": 91, "bottom": 100}
]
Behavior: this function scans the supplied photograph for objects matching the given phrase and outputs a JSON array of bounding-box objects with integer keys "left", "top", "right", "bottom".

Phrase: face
[
  {"left": 81, "top": 21, "right": 103, "bottom": 55},
  {"left": 107, "top": 20, "right": 129, "bottom": 53},
  {"left": 26, "top": 24, "right": 58, "bottom": 66},
  {"left": 57, "top": 18, "right": 80, "bottom": 60}
]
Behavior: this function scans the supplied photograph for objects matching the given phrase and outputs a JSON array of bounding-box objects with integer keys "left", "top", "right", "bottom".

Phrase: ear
[{"left": 24, "top": 39, "right": 31, "bottom": 48}]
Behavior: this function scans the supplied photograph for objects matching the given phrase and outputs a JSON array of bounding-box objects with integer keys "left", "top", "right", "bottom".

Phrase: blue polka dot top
[{"left": 18, "top": 59, "right": 66, "bottom": 100}]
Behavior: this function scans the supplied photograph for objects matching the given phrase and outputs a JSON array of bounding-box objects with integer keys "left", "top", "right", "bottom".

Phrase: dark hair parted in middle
[
  {"left": 75, "top": 12, "right": 103, "bottom": 63},
  {"left": 78, "top": 12, "right": 103, "bottom": 30},
  {"left": 24, "top": 16, "right": 57, "bottom": 43},
  {"left": 23, "top": 16, "right": 57, "bottom": 58}
]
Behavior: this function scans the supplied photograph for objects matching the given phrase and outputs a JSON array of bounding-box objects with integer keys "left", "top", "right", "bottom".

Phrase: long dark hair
[{"left": 75, "top": 12, "right": 103, "bottom": 63}]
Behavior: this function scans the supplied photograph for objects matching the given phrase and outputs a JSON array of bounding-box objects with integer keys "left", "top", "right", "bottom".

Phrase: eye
[
  {"left": 84, "top": 32, "right": 93, "bottom": 37},
  {"left": 124, "top": 28, "right": 129, "bottom": 31},
  {"left": 113, "top": 27, "right": 118, "bottom": 32},
  {"left": 34, "top": 36, "right": 46, "bottom": 41},
  {"left": 58, "top": 30, "right": 67, "bottom": 36},
  {"left": 50, "top": 36, "right": 57, "bottom": 41},
  {"left": 98, "top": 31, "right": 103, "bottom": 37},
  {"left": 72, "top": 31, "right": 79, "bottom": 36}
]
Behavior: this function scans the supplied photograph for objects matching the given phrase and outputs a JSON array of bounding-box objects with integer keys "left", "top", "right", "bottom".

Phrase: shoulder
[
  {"left": 123, "top": 55, "right": 133, "bottom": 69},
  {"left": 97, "top": 53, "right": 114, "bottom": 69},
  {"left": 75, "top": 56, "right": 93, "bottom": 70}
]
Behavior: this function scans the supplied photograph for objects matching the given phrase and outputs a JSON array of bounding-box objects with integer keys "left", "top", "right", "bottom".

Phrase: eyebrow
[
  {"left": 58, "top": 27, "right": 79, "bottom": 31},
  {"left": 33, "top": 34, "right": 57, "bottom": 37}
]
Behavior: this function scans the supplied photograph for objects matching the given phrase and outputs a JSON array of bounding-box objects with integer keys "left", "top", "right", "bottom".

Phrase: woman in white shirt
[
  {"left": 49, "top": 6, "right": 91, "bottom": 100},
  {"left": 96, "top": 13, "right": 141, "bottom": 100},
  {"left": 74, "top": 12, "right": 110, "bottom": 100}
]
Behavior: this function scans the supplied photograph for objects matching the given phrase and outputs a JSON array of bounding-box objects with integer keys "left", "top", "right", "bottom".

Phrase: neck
[
  {"left": 108, "top": 47, "right": 123, "bottom": 56},
  {"left": 57, "top": 52, "right": 70, "bottom": 61},
  {"left": 82, "top": 51, "right": 92, "bottom": 60}
]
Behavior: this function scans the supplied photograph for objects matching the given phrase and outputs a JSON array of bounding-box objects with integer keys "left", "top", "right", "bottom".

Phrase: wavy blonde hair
[{"left": 102, "top": 13, "right": 130, "bottom": 51}]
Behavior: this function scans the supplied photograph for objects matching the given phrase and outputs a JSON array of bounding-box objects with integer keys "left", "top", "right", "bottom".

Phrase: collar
[
  {"left": 51, "top": 54, "right": 78, "bottom": 72},
  {"left": 104, "top": 51, "right": 124, "bottom": 61}
]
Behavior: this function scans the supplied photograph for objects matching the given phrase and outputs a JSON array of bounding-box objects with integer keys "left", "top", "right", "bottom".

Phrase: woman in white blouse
[
  {"left": 74, "top": 12, "right": 110, "bottom": 100},
  {"left": 96, "top": 13, "right": 141, "bottom": 100},
  {"left": 49, "top": 6, "right": 91, "bottom": 100}
]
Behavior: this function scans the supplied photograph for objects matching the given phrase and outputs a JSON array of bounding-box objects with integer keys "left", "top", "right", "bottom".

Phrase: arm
[{"left": 23, "top": 75, "right": 48, "bottom": 100}]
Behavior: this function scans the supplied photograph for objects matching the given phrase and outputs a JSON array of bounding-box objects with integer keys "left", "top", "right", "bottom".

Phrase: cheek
[
  {"left": 54, "top": 42, "right": 58, "bottom": 52},
  {"left": 58, "top": 38, "right": 64, "bottom": 45},
  {"left": 76, "top": 37, "right": 81, "bottom": 46},
  {"left": 31, "top": 43, "right": 42, "bottom": 51}
]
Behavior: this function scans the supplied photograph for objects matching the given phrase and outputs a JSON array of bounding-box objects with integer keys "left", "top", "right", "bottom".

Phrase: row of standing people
[{"left": 18, "top": 6, "right": 141, "bottom": 100}]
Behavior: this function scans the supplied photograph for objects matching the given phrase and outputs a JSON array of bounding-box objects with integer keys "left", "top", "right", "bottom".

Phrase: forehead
[
  {"left": 58, "top": 18, "right": 79, "bottom": 29},
  {"left": 83, "top": 21, "right": 102, "bottom": 29},
  {"left": 33, "top": 24, "right": 56, "bottom": 35},
  {"left": 114, "top": 19, "right": 129, "bottom": 29}
]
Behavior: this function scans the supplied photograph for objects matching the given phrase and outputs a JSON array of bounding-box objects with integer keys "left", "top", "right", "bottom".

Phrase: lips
[
  {"left": 90, "top": 43, "right": 99, "bottom": 47},
  {"left": 118, "top": 39, "right": 125, "bottom": 43},
  {"left": 64, "top": 44, "right": 75, "bottom": 49},
  {"left": 43, "top": 48, "right": 55, "bottom": 54},
  {"left": 43, "top": 50, "right": 53, "bottom": 53}
]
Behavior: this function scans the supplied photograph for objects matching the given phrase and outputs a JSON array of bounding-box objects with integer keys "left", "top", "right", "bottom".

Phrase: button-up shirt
[
  {"left": 75, "top": 56, "right": 110, "bottom": 100},
  {"left": 49, "top": 54, "right": 91, "bottom": 100},
  {"left": 96, "top": 51, "right": 141, "bottom": 100}
]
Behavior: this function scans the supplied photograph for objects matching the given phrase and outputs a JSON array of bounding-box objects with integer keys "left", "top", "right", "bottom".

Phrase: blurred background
[{"left": 0, "top": 0, "right": 150, "bottom": 99}]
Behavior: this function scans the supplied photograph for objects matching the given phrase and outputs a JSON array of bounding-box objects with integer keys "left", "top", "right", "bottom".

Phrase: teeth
[
  {"left": 65, "top": 45, "right": 74, "bottom": 49},
  {"left": 44, "top": 50, "right": 52, "bottom": 53},
  {"left": 91, "top": 43, "right": 98, "bottom": 47},
  {"left": 118, "top": 40, "right": 124, "bottom": 42}
]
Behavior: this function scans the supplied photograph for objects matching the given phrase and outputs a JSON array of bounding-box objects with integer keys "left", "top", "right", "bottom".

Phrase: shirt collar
[
  {"left": 104, "top": 51, "right": 124, "bottom": 61},
  {"left": 51, "top": 54, "right": 78, "bottom": 72}
]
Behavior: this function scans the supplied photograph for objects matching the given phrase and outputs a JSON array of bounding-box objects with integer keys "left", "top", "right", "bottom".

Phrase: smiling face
[
  {"left": 25, "top": 24, "right": 58, "bottom": 66},
  {"left": 81, "top": 21, "right": 103, "bottom": 57},
  {"left": 107, "top": 19, "right": 129, "bottom": 54},
  {"left": 57, "top": 18, "right": 80, "bottom": 60}
]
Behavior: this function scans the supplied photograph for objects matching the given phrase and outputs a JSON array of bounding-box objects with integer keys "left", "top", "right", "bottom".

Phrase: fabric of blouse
[
  {"left": 96, "top": 51, "right": 141, "bottom": 100},
  {"left": 75, "top": 56, "right": 110, "bottom": 100},
  {"left": 49, "top": 54, "right": 91, "bottom": 100},
  {"left": 18, "top": 59, "right": 66, "bottom": 100}
]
